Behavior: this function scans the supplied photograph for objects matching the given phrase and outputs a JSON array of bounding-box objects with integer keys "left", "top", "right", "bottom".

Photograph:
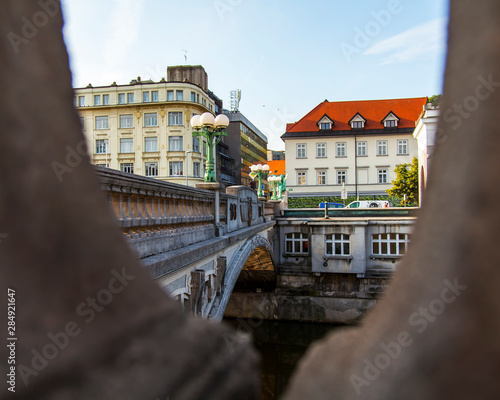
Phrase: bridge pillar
[
  {"left": 190, "top": 269, "right": 205, "bottom": 316},
  {"left": 216, "top": 256, "right": 227, "bottom": 296}
]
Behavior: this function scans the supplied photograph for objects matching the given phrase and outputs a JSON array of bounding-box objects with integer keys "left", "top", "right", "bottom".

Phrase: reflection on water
[{"left": 223, "top": 319, "right": 345, "bottom": 400}]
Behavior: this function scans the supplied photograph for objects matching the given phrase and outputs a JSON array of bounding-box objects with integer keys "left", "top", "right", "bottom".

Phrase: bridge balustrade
[{"left": 95, "top": 167, "right": 275, "bottom": 259}]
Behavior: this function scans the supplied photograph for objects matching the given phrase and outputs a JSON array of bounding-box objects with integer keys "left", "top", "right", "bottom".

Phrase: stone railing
[
  {"left": 95, "top": 167, "right": 276, "bottom": 259},
  {"left": 96, "top": 167, "right": 216, "bottom": 258}
]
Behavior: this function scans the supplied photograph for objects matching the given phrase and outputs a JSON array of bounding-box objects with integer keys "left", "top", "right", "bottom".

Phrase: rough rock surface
[{"left": 0, "top": 2, "right": 257, "bottom": 399}]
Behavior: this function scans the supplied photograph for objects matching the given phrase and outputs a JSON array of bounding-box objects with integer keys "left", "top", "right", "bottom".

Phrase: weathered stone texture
[{"left": 0, "top": 2, "right": 257, "bottom": 399}]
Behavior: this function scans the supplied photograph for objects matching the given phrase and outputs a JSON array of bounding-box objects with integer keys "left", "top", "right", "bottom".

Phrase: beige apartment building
[
  {"left": 74, "top": 65, "right": 222, "bottom": 186},
  {"left": 282, "top": 97, "right": 428, "bottom": 198}
]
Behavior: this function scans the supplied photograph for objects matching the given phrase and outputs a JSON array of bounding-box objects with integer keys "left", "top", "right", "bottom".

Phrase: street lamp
[
  {"left": 190, "top": 112, "right": 229, "bottom": 183},
  {"left": 268, "top": 174, "right": 287, "bottom": 200},
  {"left": 185, "top": 150, "right": 192, "bottom": 186},
  {"left": 250, "top": 164, "right": 269, "bottom": 198},
  {"left": 268, "top": 175, "right": 279, "bottom": 200}
]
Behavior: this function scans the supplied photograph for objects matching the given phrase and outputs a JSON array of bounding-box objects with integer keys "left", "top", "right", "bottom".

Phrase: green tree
[
  {"left": 428, "top": 94, "right": 442, "bottom": 108},
  {"left": 386, "top": 157, "right": 419, "bottom": 206}
]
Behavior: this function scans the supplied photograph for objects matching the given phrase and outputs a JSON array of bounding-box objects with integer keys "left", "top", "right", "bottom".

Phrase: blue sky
[{"left": 61, "top": 0, "right": 449, "bottom": 150}]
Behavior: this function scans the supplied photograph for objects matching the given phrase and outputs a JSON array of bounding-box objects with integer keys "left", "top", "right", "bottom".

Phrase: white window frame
[
  {"left": 118, "top": 93, "right": 125, "bottom": 104},
  {"left": 317, "top": 170, "right": 327, "bottom": 185},
  {"left": 336, "top": 170, "right": 347, "bottom": 185},
  {"left": 385, "top": 119, "right": 397, "bottom": 128},
  {"left": 120, "top": 138, "right": 133, "bottom": 153},
  {"left": 95, "top": 139, "right": 108, "bottom": 154},
  {"left": 325, "top": 234, "right": 351, "bottom": 256},
  {"left": 119, "top": 114, "right": 133, "bottom": 129},
  {"left": 144, "top": 113, "right": 158, "bottom": 127},
  {"left": 103, "top": 94, "right": 109, "bottom": 105},
  {"left": 377, "top": 140, "right": 388, "bottom": 156},
  {"left": 297, "top": 171, "right": 307, "bottom": 185},
  {"left": 351, "top": 121, "right": 364, "bottom": 129},
  {"left": 144, "top": 137, "right": 158, "bottom": 153},
  {"left": 357, "top": 141, "right": 367, "bottom": 156},
  {"left": 78, "top": 96, "right": 85, "bottom": 107},
  {"left": 378, "top": 169, "right": 388, "bottom": 183},
  {"left": 95, "top": 116, "right": 108, "bottom": 130},
  {"left": 151, "top": 91, "right": 158, "bottom": 102},
  {"left": 398, "top": 139, "right": 409, "bottom": 155},
  {"left": 316, "top": 143, "right": 326, "bottom": 158},
  {"left": 168, "top": 112, "right": 183, "bottom": 126},
  {"left": 176, "top": 90, "right": 184, "bottom": 101},
  {"left": 120, "top": 163, "right": 134, "bottom": 174},
  {"left": 372, "top": 233, "right": 410, "bottom": 256},
  {"left": 94, "top": 95, "right": 101, "bottom": 106},
  {"left": 169, "top": 136, "right": 183, "bottom": 151},
  {"left": 143, "top": 91, "right": 150, "bottom": 102},
  {"left": 336, "top": 142, "right": 346, "bottom": 157},
  {"left": 297, "top": 144, "right": 306, "bottom": 158},
  {"left": 285, "top": 232, "right": 309, "bottom": 254},
  {"left": 320, "top": 122, "right": 331, "bottom": 130},
  {"left": 145, "top": 162, "right": 158, "bottom": 177},
  {"left": 169, "top": 161, "right": 184, "bottom": 176},
  {"left": 127, "top": 93, "right": 134, "bottom": 103}
]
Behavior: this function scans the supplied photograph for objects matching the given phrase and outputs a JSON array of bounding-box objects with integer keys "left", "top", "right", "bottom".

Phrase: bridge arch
[{"left": 209, "top": 235, "right": 275, "bottom": 321}]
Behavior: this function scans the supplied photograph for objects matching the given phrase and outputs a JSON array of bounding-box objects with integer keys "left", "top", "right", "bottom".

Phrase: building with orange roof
[
  {"left": 281, "top": 97, "right": 428, "bottom": 198},
  {"left": 267, "top": 159, "right": 286, "bottom": 176}
]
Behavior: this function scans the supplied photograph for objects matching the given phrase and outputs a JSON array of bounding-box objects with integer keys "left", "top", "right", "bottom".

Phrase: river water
[{"left": 223, "top": 319, "right": 346, "bottom": 400}]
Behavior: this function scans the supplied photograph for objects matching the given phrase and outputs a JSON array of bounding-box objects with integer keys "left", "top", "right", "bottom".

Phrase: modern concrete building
[
  {"left": 413, "top": 105, "right": 440, "bottom": 204},
  {"left": 224, "top": 111, "right": 268, "bottom": 186},
  {"left": 281, "top": 97, "right": 428, "bottom": 198},
  {"left": 74, "top": 65, "right": 225, "bottom": 186},
  {"left": 267, "top": 149, "right": 285, "bottom": 161}
]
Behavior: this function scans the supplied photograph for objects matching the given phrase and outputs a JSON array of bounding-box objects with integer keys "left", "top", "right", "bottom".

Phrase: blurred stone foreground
[{"left": 0, "top": 1, "right": 500, "bottom": 399}]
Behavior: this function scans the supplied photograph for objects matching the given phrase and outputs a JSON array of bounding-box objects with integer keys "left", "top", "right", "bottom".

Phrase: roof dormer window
[
  {"left": 382, "top": 111, "right": 400, "bottom": 128},
  {"left": 318, "top": 114, "right": 334, "bottom": 131},
  {"left": 349, "top": 113, "right": 366, "bottom": 129}
]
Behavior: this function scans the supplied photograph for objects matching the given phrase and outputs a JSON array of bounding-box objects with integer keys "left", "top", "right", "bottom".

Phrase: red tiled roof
[
  {"left": 268, "top": 160, "right": 285, "bottom": 176},
  {"left": 286, "top": 97, "right": 427, "bottom": 133}
]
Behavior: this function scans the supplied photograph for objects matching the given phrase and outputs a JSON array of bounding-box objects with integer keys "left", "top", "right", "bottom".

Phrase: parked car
[
  {"left": 345, "top": 200, "right": 389, "bottom": 208},
  {"left": 319, "top": 202, "right": 345, "bottom": 209}
]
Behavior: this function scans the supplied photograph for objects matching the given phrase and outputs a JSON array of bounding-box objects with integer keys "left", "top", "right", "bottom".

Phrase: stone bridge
[
  {"left": 97, "top": 167, "right": 279, "bottom": 321},
  {"left": 97, "top": 167, "right": 417, "bottom": 324}
]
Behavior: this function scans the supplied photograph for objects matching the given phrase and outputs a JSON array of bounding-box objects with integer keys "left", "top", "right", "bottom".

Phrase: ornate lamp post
[
  {"left": 190, "top": 112, "right": 229, "bottom": 183},
  {"left": 267, "top": 176, "right": 278, "bottom": 200},
  {"left": 268, "top": 174, "right": 287, "bottom": 200},
  {"left": 250, "top": 164, "right": 269, "bottom": 199},
  {"left": 268, "top": 175, "right": 280, "bottom": 200}
]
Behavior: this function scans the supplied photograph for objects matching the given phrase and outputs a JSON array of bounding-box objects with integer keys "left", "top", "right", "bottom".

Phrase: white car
[{"left": 345, "top": 200, "right": 389, "bottom": 208}]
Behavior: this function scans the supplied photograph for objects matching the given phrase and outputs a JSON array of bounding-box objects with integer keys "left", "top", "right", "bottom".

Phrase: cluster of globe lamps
[
  {"left": 190, "top": 113, "right": 279, "bottom": 200},
  {"left": 190, "top": 112, "right": 230, "bottom": 183},
  {"left": 250, "top": 163, "right": 270, "bottom": 198}
]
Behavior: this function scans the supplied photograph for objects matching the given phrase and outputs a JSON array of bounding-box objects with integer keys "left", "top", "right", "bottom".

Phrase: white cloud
[{"left": 363, "top": 18, "right": 447, "bottom": 64}]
